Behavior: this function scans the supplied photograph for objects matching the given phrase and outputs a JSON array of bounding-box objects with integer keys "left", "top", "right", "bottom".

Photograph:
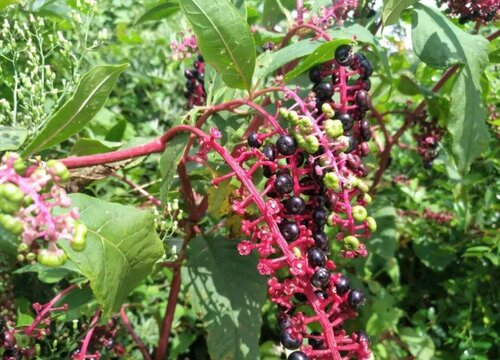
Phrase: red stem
[
  {"left": 120, "top": 305, "right": 152, "bottom": 360},
  {"left": 77, "top": 307, "right": 101, "bottom": 360}
]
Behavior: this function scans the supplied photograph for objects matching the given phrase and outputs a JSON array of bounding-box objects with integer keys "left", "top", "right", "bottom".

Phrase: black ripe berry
[
  {"left": 284, "top": 196, "right": 306, "bottom": 215},
  {"left": 335, "top": 275, "right": 350, "bottom": 295},
  {"left": 294, "top": 292, "right": 307, "bottom": 303},
  {"left": 348, "top": 289, "right": 365, "bottom": 310},
  {"left": 309, "top": 331, "right": 324, "bottom": 350},
  {"left": 310, "top": 267, "right": 330, "bottom": 288},
  {"left": 262, "top": 146, "right": 275, "bottom": 161},
  {"left": 309, "top": 66, "right": 322, "bottom": 83},
  {"left": 335, "top": 44, "right": 352, "bottom": 66},
  {"left": 345, "top": 135, "right": 357, "bottom": 153},
  {"left": 274, "top": 174, "right": 293, "bottom": 194},
  {"left": 276, "top": 135, "right": 297, "bottom": 156},
  {"left": 281, "top": 329, "right": 302, "bottom": 350},
  {"left": 355, "top": 90, "right": 371, "bottom": 110},
  {"left": 312, "top": 207, "right": 328, "bottom": 227},
  {"left": 247, "top": 132, "right": 262, "bottom": 148},
  {"left": 360, "top": 120, "right": 372, "bottom": 142},
  {"left": 355, "top": 330, "right": 370, "bottom": 344},
  {"left": 313, "top": 82, "right": 334, "bottom": 101},
  {"left": 313, "top": 231, "right": 329, "bottom": 251},
  {"left": 279, "top": 221, "right": 300, "bottom": 242},
  {"left": 288, "top": 351, "right": 309, "bottom": 360},
  {"left": 363, "top": 78, "right": 371, "bottom": 91},
  {"left": 360, "top": 60, "right": 373, "bottom": 79},
  {"left": 307, "top": 247, "right": 325, "bottom": 267},
  {"left": 335, "top": 113, "right": 353, "bottom": 131},
  {"left": 315, "top": 290, "right": 328, "bottom": 301}
]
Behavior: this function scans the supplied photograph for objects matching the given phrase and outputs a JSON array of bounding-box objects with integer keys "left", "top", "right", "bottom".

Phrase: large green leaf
[
  {"left": 159, "top": 133, "right": 188, "bottom": 205},
  {"left": 400, "top": 327, "right": 436, "bottom": 360},
  {"left": 59, "top": 194, "right": 164, "bottom": 318},
  {"left": 411, "top": 4, "right": 490, "bottom": 174},
  {"left": 254, "top": 39, "right": 326, "bottom": 81},
  {"left": 382, "top": 0, "right": 419, "bottom": 26},
  {"left": 179, "top": 0, "right": 255, "bottom": 91},
  {"left": 182, "top": 236, "right": 267, "bottom": 360},
  {"left": 366, "top": 205, "right": 397, "bottom": 260},
  {"left": 22, "top": 64, "right": 128, "bottom": 156},
  {"left": 284, "top": 39, "right": 351, "bottom": 80},
  {"left": 136, "top": 1, "right": 180, "bottom": 24},
  {"left": 0, "top": 126, "right": 27, "bottom": 151},
  {"left": 0, "top": 0, "right": 19, "bottom": 11}
]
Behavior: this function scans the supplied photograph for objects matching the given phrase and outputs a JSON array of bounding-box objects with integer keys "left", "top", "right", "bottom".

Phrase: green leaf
[
  {"left": 0, "top": 0, "right": 19, "bottom": 11},
  {"left": 0, "top": 224, "right": 18, "bottom": 265},
  {"left": 14, "top": 261, "right": 81, "bottom": 284},
  {"left": 366, "top": 205, "right": 397, "bottom": 260},
  {"left": 182, "top": 235, "right": 267, "bottom": 360},
  {"left": 159, "top": 133, "right": 188, "bottom": 205},
  {"left": 70, "top": 138, "right": 121, "bottom": 156},
  {"left": 400, "top": 327, "right": 436, "bottom": 360},
  {"left": 254, "top": 39, "right": 326, "bottom": 81},
  {"left": 284, "top": 39, "right": 351, "bottom": 81},
  {"left": 22, "top": 64, "right": 129, "bottom": 156},
  {"left": 59, "top": 194, "right": 164, "bottom": 318},
  {"left": 413, "top": 236, "right": 455, "bottom": 271},
  {"left": 0, "top": 126, "right": 27, "bottom": 151},
  {"left": 179, "top": 0, "right": 256, "bottom": 90},
  {"left": 366, "top": 289, "right": 403, "bottom": 336},
  {"left": 328, "top": 24, "right": 392, "bottom": 82},
  {"left": 382, "top": 0, "right": 419, "bottom": 26},
  {"left": 411, "top": 4, "right": 490, "bottom": 174},
  {"left": 136, "top": 1, "right": 180, "bottom": 24}
]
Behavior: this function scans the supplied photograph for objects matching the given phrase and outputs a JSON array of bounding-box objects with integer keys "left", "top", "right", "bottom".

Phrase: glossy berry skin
[
  {"left": 310, "top": 267, "right": 330, "bottom": 288},
  {"left": 335, "top": 113, "right": 353, "bottom": 131},
  {"left": 274, "top": 174, "right": 293, "bottom": 194},
  {"left": 307, "top": 247, "right": 326, "bottom": 267},
  {"left": 356, "top": 330, "right": 370, "bottom": 343},
  {"left": 288, "top": 351, "right": 309, "bottom": 360},
  {"left": 279, "top": 221, "right": 300, "bottom": 242},
  {"left": 335, "top": 275, "right": 350, "bottom": 295},
  {"left": 360, "top": 120, "right": 372, "bottom": 141},
  {"left": 247, "top": 132, "right": 262, "bottom": 148},
  {"left": 360, "top": 60, "right": 373, "bottom": 79},
  {"left": 335, "top": 44, "right": 352, "bottom": 66},
  {"left": 284, "top": 196, "right": 306, "bottom": 215},
  {"left": 309, "top": 331, "right": 324, "bottom": 349},
  {"left": 345, "top": 135, "right": 357, "bottom": 154},
  {"left": 355, "top": 90, "right": 371, "bottom": 110},
  {"left": 276, "top": 135, "right": 298, "bottom": 156},
  {"left": 309, "top": 66, "right": 322, "bottom": 83},
  {"left": 262, "top": 146, "right": 275, "bottom": 177},
  {"left": 313, "top": 82, "right": 334, "bottom": 101},
  {"left": 348, "top": 289, "right": 365, "bottom": 310},
  {"left": 315, "top": 290, "right": 328, "bottom": 301},
  {"left": 312, "top": 207, "right": 328, "bottom": 227},
  {"left": 313, "top": 231, "right": 329, "bottom": 251},
  {"left": 281, "top": 329, "right": 302, "bottom": 350}
]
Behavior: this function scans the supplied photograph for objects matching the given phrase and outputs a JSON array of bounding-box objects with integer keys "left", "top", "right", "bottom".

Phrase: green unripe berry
[
  {"left": 305, "top": 135, "right": 320, "bottom": 153},
  {"left": 336, "top": 135, "right": 350, "bottom": 153},
  {"left": 356, "top": 180, "right": 369, "bottom": 194},
  {"left": 71, "top": 223, "right": 87, "bottom": 252},
  {"left": 352, "top": 205, "right": 367, "bottom": 222},
  {"left": 279, "top": 107, "right": 289, "bottom": 118},
  {"left": 324, "top": 172, "right": 340, "bottom": 190},
  {"left": 289, "top": 110, "right": 300, "bottom": 126},
  {"left": 46, "top": 160, "right": 70, "bottom": 182},
  {"left": 343, "top": 235, "right": 360, "bottom": 250},
  {"left": 325, "top": 119, "right": 343, "bottom": 139},
  {"left": 37, "top": 249, "right": 66, "bottom": 267},
  {"left": 26, "top": 252, "right": 37, "bottom": 261},
  {"left": 366, "top": 217, "right": 377, "bottom": 232},
  {"left": 363, "top": 193, "right": 373, "bottom": 204},
  {"left": 321, "top": 103, "right": 335, "bottom": 119},
  {"left": 0, "top": 213, "right": 23, "bottom": 234},
  {"left": 17, "top": 254, "right": 25, "bottom": 262},
  {"left": 293, "top": 132, "right": 307, "bottom": 148},
  {"left": 18, "top": 243, "right": 29, "bottom": 252},
  {"left": 298, "top": 117, "right": 313, "bottom": 134},
  {"left": 2, "top": 183, "right": 24, "bottom": 204}
]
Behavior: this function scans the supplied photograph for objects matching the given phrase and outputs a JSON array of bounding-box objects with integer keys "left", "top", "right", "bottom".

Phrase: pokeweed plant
[{"left": 0, "top": 0, "right": 498, "bottom": 359}]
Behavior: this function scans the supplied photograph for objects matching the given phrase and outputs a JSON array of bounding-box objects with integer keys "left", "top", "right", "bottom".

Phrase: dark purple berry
[
  {"left": 355, "top": 330, "right": 370, "bottom": 344},
  {"left": 309, "top": 331, "right": 324, "bottom": 349},
  {"left": 197, "top": 54, "right": 204, "bottom": 62},
  {"left": 348, "top": 289, "right": 365, "bottom": 310},
  {"left": 335, "top": 113, "right": 353, "bottom": 131},
  {"left": 363, "top": 78, "right": 371, "bottom": 91},
  {"left": 276, "top": 135, "right": 297, "bottom": 156},
  {"left": 279, "top": 221, "right": 300, "bottom": 242},
  {"left": 309, "top": 66, "right": 322, "bottom": 83},
  {"left": 315, "top": 290, "right": 328, "bottom": 301},
  {"left": 312, "top": 207, "right": 327, "bottom": 226},
  {"left": 281, "top": 329, "right": 302, "bottom": 350},
  {"left": 335, "top": 275, "right": 350, "bottom": 295},
  {"left": 274, "top": 174, "right": 293, "bottom": 194},
  {"left": 262, "top": 42, "right": 275, "bottom": 51},
  {"left": 247, "top": 132, "right": 262, "bottom": 148},
  {"left": 307, "top": 247, "right": 325, "bottom": 267},
  {"left": 284, "top": 196, "right": 306, "bottom": 215},
  {"left": 310, "top": 267, "right": 330, "bottom": 288},
  {"left": 360, "top": 120, "right": 371, "bottom": 141},
  {"left": 288, "top": 351, "right": 309, "bottom": 360},
  {"left": 326, "top": 193, "right": 338, "bottom": 210},
  {"left": 313, "top": 232, "right": 329, "bottom": 251},
  {"left": 262, "top": 146, "right": 275, "bottom": 161},
  {"left": 335, "top": 44, "right": 352, "bottom": 66},
  {"left": 345, "top": 135, "right": 357, "bottom": 153},
  {"left": 313, "top": 82, "right": 334, "bottom": 101},
  {"left": 355, "top": 90, "right": 371, "bottom": 110},
  {"left": 360, "top": 60, "right": 373, "bottom": 79},
  {"left": 184, "top": 69, "right": 194, "bottom": 79}
]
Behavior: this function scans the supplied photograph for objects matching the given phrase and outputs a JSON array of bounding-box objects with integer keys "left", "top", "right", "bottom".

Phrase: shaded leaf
[
  {"left": 136, "top": 0, "right": 180, "bottom": 24},
  {"left": 413, "top": 236, "right": 455, "bottom": 271},
  {"left": 22, "top": 64, "right": 128, "bottom": 156},
  {"left": 382, "top": 0, "right": 419, "bottom": 26},
  {"left": 400, "top": 327, "right": 436, "bottom": 360},
  {"left": 366, "top": 205, "right": 397, "bottom": 260},
  {"left": 179, "top": 0, "right": 256, "bottom": 91},
  {"left": 182, "top": 235, "right": 267, "bottom": 360},
  {"left": 59, "top": 194, "right": 164, "bottom": 318},
  {"left": 160, "top": 133, "right": 188, "bottom": 205}
]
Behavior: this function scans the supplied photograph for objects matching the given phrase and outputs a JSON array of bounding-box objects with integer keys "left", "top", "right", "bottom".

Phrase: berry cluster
[
  {"left": 413, "top": 117, "right": 443, "bottom": 169},
  {"left": 308, "top": 0, "right": 359, "bottom": 27},
  {"left": 0, "top": 153, "right": 87, "bottom": 267},
  {"left": 71, "top": 319, "right": 125, "bottom": 360},
  {"left": 216, "top": 45, "right": 375, "bottom": 359},
  {"left": 398, "top": 209, "right": 453, "bottom": 224},
  {"left": 183, "top": 54, "right": 206, "bottom": 108},
  {"left": 439, "top": 0, "right": 499, "bottom": 23}
]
